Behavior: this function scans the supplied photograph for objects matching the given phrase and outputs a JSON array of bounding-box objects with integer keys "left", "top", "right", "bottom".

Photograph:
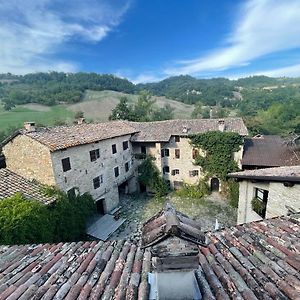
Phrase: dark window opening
[
  {"left": 189, "top": 170, "right": 199, "bottom": 177},
  {"left": 114, "top": 166, "right": 119, "bottom": 177},
  {"left": 123, "top": 141, "right": 129, "bottom": 150},
  {"left": 192, "top": 148, "right": 199, "bottom": 159},
  {"left": 90, "top": 149, "right": 100, "bottom": 162},
  {"left": 93, "top": 177, "right": 100, "bottom": 189},
  {"left": 163, "top": 166, "right": 170, "bottom": 174},
  {"left": 141, "top": 146, "right": 146, "bottom": 154},
  {"left": 125, "top": 162, "right": 130, "bottom": 172},
  {"left": 161, "top": 149, "right": 169, "bottom": 157},
  {"left": 252, "top": 188, "right": 269, "bottom": 218},
  {"left": 175, "top": 149, "right": 180, "bottom": 159},
  {"left": 112, "top": 144, "right": 117, "bottom": 154},
  {"left": 62, "top": 157, "right": 71, "bottom": 172},
  {"left": 175, "top": 136, "right": 180, "bottom": 143},
  {"left": 171, "top": 169, "right": 180, "bottom": 176}
]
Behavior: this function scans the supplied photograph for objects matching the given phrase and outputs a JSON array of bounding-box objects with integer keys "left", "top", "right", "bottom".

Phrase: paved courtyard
[{"left": 109, "top": 192, "right": 237, "bottom": 242}]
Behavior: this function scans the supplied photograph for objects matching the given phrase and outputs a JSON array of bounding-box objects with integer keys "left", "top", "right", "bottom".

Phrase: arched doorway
[
  {"left": 96, "top": 198, "right": 105, "bottom": 215},
  {"left": 211, "top": 177, "right": 220, "bottom": 192}
]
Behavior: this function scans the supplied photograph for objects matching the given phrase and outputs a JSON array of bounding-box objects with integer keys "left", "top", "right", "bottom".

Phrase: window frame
[
  {"left": 192, "top": 148, "right": 199, "bottom": 159},
  {"left": 114, "top": 166, "right": 119, "bottom": 177},
  {"left": 125, "top": 161, "right": 130, "bottom": 172},
  {"left": 62, "top": 157, "right": 71, "bottom": 172},
  {"left": 90, "top": 149, "right": 100, "bottom": 162},
  {"left": 175, "top": 136, "right": 180, "bottom": 143},
  {"left": 112, "top": 144, "right": 117, "bottom": 154},
  {"left": 163, "top": 166, "right": 170, "bottom": 174},
  {"left": 171, "top": 169, "right": 180, "bottom": 176},
  {"left": 123, "top": 141, "right": 129, "bottom": 150},
  {"left": 175, "top": 149, "right": 180, "bottom": 159}
]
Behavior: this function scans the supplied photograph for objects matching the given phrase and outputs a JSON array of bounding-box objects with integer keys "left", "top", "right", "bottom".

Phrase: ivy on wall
[
  {"left": 138, "top": 157, "right": 168, "bottom": 197},
  {"left": 190, "top": 131, "right": 243, "bottom": 181}
]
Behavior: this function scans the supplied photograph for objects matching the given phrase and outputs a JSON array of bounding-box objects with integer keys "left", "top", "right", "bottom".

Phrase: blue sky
[{"left": 1, "top": 0, "right": 300, "bottom": 82}]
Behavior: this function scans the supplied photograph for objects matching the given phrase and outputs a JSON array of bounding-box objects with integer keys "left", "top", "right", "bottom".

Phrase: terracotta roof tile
[
  {"left": 242, "top": 135, "right": 300, "bottom": 167},
  {"left": 229, "top": 165, "right": 300, "bottom": 182},
  {"left": 128, "top": 118, "right": 248, "bottom": 142},
  {"left": 21, "top": 121, "right": 138, "bottom": 151},
  {"left": 0, "top": 169, "right": 56, "bottom": 204},
  {"left": 0, "top": 214, "right": 299, "bottom": 299}
]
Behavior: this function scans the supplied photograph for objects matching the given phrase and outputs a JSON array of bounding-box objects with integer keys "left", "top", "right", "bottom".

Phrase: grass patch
[{"left": 0, "top": 105, "right": 74, "bottom": 131}]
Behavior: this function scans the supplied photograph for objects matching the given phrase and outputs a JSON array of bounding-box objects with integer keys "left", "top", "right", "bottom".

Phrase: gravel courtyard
[{"left": 109, "top": 192, "right": 237, "bottom": 242}]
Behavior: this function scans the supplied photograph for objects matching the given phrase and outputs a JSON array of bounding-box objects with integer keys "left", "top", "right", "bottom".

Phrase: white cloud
[
  {"left": 165, "top": 0, "right": 300, "bottom": 76},
  {"left": 0, "top": 0, "right": 130, "bottom": 74}
]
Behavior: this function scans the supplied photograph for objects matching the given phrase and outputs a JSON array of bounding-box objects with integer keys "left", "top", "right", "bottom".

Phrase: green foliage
[
  {"left": 138, "top": 157, "right": 168, "bottom": 197},
  {"left": 251, "top": 197, "right": 266, "bottom": 216},
  {"left": 109, "top": 91, "right": 174, "bottom": 122},
  {"left": 0, "top": 193, "right": 53, "bottom": 244},
  {"left": 225, "top": 179, "right": 239, "bottom": 208},
  {"left": 175, "top": 181, "right": 210, "bottom": 199},
  {"left": 0, "top": 190, "right": 96, "bottom": 245},
  {"left": 190, "top": 131, "right": 243, "bottom": 180}
]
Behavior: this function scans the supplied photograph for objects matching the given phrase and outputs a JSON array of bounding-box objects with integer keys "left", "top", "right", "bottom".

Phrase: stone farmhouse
[
  {"left": 1, "top": 118, "right": 247, "bottom": 213},
  {"left": 0, "top": 204, "right": 299, "bottom": 299},
  {"left": 128, "top": 118, "right": 248, "bottom": 191},
  {"left": 229, "top": 165, "right": 300, "bottom": 224}
]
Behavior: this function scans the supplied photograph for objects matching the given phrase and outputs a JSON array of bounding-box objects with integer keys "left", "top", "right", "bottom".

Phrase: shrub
[
  {"left": 176, "top": 180, "right": 209, "bottom": 199},
  {"left": 226, "top": 179, "right": 239, "bottom": 208},
  {"left": 0, "top": 190, "right": 96, "bottom": 245}
]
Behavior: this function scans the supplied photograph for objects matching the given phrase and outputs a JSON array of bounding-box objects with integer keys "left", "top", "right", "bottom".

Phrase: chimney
[
  {"left": 218, "top": 119, "right": 225, "bottom": 132},
  {"left": 182, "top": 126, "right": 189, "bottom": 134},
  {"left": 77, "top": 118, "right": 86, "bottom": 125},
  {"left": 142, "top": 204, "right": 205, "bottom": 299},
  {"left": 24, "top": 122, "right": 36, "bottom": 132},
  {"left": 209, "top": 107, "right": 213, "bottom": 119}
]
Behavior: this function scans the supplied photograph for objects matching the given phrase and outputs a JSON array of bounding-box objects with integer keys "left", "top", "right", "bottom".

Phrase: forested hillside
[{"left": 0, "top": 72, "right": 299, "bottom": 136}]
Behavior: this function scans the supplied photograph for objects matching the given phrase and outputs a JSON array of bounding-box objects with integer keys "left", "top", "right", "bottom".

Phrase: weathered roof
[
  {"left": 4, "top": 121, "right": 138, "bottom": 152},
  {"left": 141, "top": 203, "right": 206, "bottom": 248},
  {"left": 242, "top": 135, "right": 300, "bottom": 167},
  {"left": 129, "top": 118, "right": 248, "bottom": 142},
  {"left": 0, "top": 214, "right": 299, "bottom": 299},
  {"left": 0, "top": 168, "right": 56, "bottom": 204},
  {"left": 229, "top": 165, "right": 300, "bottom": 182}
]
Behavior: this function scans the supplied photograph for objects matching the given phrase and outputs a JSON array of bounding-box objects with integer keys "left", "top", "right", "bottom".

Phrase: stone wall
[
  {"left": 51, "top": 134, "right": 136, "bottom": 213},
  {"left": 237, "top": 180, "right": 300, "bottom": 224},
  {"left": 3, "top": 135, "right": 56, "bottom": 185}
]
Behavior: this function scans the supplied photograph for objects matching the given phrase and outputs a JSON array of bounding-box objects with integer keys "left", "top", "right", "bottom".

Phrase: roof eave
[{"left": 228, "top": 173, "right": 300, "bottom": 183}]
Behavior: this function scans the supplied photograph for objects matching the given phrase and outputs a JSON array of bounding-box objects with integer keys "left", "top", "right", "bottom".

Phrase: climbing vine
[
  {"left": 138, "top": 157, "right": 168, "bottom": 197},
  {"left": 190, "top": 131, "right": 243, "bottom": 181}
]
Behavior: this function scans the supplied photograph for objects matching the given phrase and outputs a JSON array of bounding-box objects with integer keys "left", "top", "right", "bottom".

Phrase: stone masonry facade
[{"left": 237, "top": 180, "right": 300, "bottom": 224}]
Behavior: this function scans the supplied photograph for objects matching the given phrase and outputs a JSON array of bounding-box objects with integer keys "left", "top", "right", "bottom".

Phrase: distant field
[
  {"left": 69, "top": 90, "right": 195, "bottom": 121},
  {"left": 0, "top": 105, "right": 74, "bottom": 132},
  {"left": 0, "top": 90, "right": 194, "bottom": 132}
]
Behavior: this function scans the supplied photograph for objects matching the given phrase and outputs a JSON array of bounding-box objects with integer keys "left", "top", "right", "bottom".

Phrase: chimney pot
[
  {"left": 77, "top": 118, "right": 85, "bottom": 125},
  {"left": 24, "top": 122, "right": 36, "bottom": 132},
  {"left": 218, "top": 119, "right": 225, "bottom": 132}
]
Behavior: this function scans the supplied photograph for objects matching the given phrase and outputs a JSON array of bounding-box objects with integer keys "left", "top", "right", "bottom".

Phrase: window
[
  {"left": 62, "top": 157, "right": 71, "bottom": 172},
  {"left": 125, "top": 161, "right": 130, "bottom": 172},
  {"left": 141, "top": 146, "right": 146, "bottom": 154},
  {"left": 114, "top": 166, "right": 119, "bottom": 177},
  {"left": 189, "top": 170, "right": 199, "bottom": 177},
  {"left": 93, "top": 175, "right": 103, "bottom": 189},
  {"left": 171, "top": 169, "right": 180, "bottom": 176},
  {"left": 112, "top": 144, "right": 117, "bottom": 154},
  {"left": 163, "top": 166, "right": 170, "bottom": 174},
  {"left": 175, "top": 136, "right": 180, "bottom": 143},
  {"left": 175, "top": 149, "right": 180, "bottom": 159},
  {"left": 192, "top": 148, "right": 199, "bottom": 159},
  {"left": 123, "top": 141, "right": 129, "bottom": 150},
  {"left": 90, "top": 149, "right": 100, "bottom": 162},
  {"left": 161, "top": 149, "right": 170, "bottom": 157},
  {"left": 252, "top": 188, "right": 269, "bottom": 218}
]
